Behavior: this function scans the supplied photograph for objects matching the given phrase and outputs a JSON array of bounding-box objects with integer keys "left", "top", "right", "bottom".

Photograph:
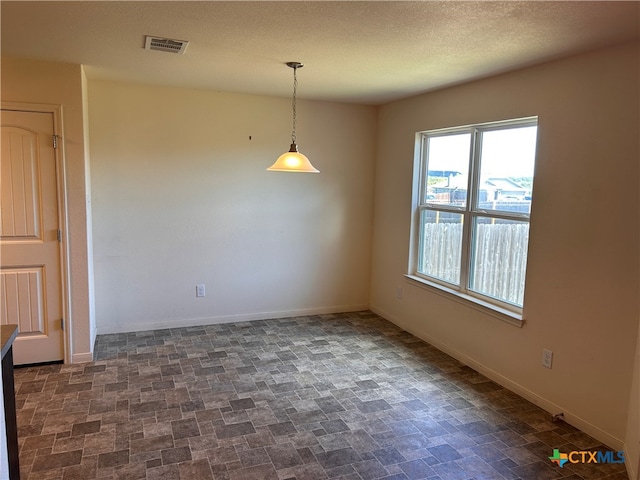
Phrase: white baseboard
[
  {"left": 95, "top": 304, "right": 370, "bottom": 335},
  {"left": 370, "top": 304, "right": 625, "bottom": 452},
  {"left": 71, "top": 352, "right": 94, "bottom": 364}
]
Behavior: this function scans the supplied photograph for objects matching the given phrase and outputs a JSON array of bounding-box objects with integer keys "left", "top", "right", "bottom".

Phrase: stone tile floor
[{"left": 13, "top": 311, "right": 629, "bottom": 480}]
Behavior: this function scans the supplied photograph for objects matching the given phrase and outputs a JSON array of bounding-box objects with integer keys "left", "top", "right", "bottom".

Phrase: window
[{"left": 410, "top": 117, "right": 538, "bottom": 316}]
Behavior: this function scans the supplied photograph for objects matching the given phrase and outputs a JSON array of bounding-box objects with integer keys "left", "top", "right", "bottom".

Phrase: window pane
[
  {"left": 425, "top": 133, "right": 471, "bottom": 207},
  {"left": 476, "top": 126, "right": 537, "bottom": 214},
  {"left": 418, "top": 209, "right": 463, "bottom": 285},
  {"left": 469, "top": 216, "right": 529, "bottom": 307}
]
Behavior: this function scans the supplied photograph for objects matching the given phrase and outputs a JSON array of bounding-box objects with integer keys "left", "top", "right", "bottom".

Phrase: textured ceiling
[{"left": 2, "top": 1, "right": 639, "bottom": 105}]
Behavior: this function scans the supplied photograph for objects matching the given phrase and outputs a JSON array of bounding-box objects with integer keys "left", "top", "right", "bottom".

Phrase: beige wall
[
  {"left": 3, "top": 42, "right": 638, "bottom": 473},
  {"left": 87, "top": 80, "right": 376, "bottom": 333},
  {"left": 370, "top": 41, "right": 639, "bottom": 450},
  {"left": 1, "top": 56, "right": 94, "bottom": 363}
]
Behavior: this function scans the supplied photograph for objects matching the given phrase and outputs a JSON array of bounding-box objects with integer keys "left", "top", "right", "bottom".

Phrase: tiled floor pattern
[{"left": 13, "top": 311, "right": 629, "bottom": 480}]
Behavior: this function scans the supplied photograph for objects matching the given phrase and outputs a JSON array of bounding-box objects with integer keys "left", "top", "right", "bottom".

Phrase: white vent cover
[{"left": 144, "top": 36, "right": 189, "bottom": 54}]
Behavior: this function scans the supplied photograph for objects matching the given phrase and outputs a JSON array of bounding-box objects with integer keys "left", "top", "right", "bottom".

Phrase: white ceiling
[{"left": 2, "top": 1, "right": 639, "bottom": 105}]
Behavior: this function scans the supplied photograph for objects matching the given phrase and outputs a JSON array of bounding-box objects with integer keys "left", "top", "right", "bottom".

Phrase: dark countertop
[{"left": 1, "top": 324, "right": 18, "bottom": 360}]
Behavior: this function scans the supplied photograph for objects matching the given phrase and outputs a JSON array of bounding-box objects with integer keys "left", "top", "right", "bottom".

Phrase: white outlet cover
[{"left": 542, "top": 349, "right": 553, "bottom": 368}]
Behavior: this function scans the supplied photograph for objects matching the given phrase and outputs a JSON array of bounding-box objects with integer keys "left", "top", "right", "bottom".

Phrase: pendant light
[{"left": 267, "top": 62, "right": 319, "bottom": 173}]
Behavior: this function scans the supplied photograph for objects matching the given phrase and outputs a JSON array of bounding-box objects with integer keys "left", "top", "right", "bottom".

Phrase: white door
[{"left": 1, "top": 109, "right": 64, "bottom": 364}]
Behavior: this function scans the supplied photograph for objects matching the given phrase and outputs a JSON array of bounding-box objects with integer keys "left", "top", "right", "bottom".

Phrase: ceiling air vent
[{"left": 144, "top": 36, "right": 189, "bottom": 55}]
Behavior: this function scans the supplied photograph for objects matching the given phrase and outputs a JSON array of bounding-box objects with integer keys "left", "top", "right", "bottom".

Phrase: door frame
[{"left": 2, "top": 101, "right": 71, "bottom": 364}]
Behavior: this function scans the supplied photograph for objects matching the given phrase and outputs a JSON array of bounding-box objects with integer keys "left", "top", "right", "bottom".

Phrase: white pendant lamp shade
[
  {"left": 267, "top": 143, "right": 319, "bottom": 173},
  {"left": 267, "top": 62, "right": 319, "bottom": 173}
]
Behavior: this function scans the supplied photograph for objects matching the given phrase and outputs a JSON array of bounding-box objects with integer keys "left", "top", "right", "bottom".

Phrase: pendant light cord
[{"left": 291, "top": 66, "right": 298, "bottom": 144}]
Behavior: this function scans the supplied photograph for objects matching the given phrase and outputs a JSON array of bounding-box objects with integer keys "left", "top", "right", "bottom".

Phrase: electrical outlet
[
  {"left": 196, "top": 284, "right": 206, "bottom": 297},
  {"left": 396, "top": 287, "right": 403, "bottom": 300},
  {"left": 542, "top": 348, "right": 553, "bottom": 369}
]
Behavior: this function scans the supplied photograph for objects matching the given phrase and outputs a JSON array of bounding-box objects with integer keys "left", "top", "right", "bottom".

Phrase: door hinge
[
  {"left": 60, "top": 318, "right": 64, "bottom": 331},
  {"left": 57, "top": 229, "right": 62, "bottom": 242},
  {"left": 52, "top": 135, "right": 59, "bottom": 149}
]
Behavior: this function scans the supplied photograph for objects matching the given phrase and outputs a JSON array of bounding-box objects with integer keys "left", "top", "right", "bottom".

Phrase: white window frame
[{"left": 407, "top": 117, "right": 538, "bottom": 325}]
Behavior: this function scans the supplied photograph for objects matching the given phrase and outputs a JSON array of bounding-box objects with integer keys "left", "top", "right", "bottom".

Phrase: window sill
[{"left": 404, "top": 274, "right": 525, "bottom": 328}]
